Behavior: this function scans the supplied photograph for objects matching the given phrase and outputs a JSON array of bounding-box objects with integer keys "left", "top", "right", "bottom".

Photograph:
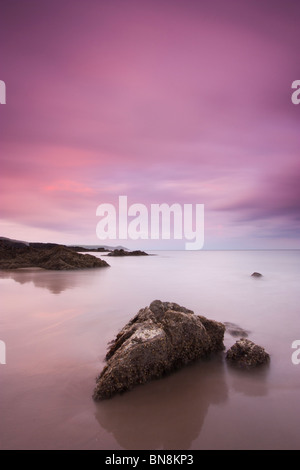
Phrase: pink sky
[{"left": 0, "top": 0, "right": 299, "bottom": 249}]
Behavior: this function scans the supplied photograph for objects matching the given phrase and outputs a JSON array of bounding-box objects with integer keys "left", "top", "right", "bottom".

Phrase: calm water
[{"left": 1, "top": 250, "right": 300, "bottom": 450}]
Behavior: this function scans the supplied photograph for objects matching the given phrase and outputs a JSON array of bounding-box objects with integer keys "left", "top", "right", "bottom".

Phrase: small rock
[
  {"left": 251, "top": 272, "right": 263, "bottom": 278},
  {"left": 226, "top": 338, "right": 270, "bottom": 369},
  {"left": 224, "top": 322, "right": 249, "bottom": 338}
]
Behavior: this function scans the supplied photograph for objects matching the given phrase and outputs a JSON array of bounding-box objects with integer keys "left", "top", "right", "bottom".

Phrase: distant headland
[
  {"left": 0, "top": 237, "right": 110, "bottom": 270},
  {"left": 0, "top": 237, "right": 149, "bottom": 270}
]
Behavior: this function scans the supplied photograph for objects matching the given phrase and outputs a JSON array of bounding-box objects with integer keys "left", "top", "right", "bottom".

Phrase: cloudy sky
[{"left": 0, "top": 0, "right": 299, "bottom": 249}]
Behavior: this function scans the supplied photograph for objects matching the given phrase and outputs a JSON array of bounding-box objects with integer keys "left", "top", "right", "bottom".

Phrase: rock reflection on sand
[
  {"left": 95, "top": 355, "right": 229, "bottom": 450},
  {"left": 94, "top": 354, "right": 270, "bottom": 450},
  {"left": 0, "top": 268, "right": 102, "bottom": 294},
  {"left": 227, "top": 363, "right": 270, "bottom": 398}
]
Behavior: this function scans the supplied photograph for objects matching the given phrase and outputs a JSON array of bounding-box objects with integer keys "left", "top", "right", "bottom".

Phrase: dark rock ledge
[
  {"left": 107, "top": 249, "right": 149, "bottom": 257},
  {"left": 0, "top": 239, "right": 109, "bottom": 270}
]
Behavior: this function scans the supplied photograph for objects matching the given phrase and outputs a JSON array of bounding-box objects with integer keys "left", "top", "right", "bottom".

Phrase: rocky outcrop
[
  {"left": 107, "top": 249, "right": 148, "bottom": 257},
  {"left": 68, "top": 246, "right": 107, "bottom": 253},
  {"left": 251, "top": 272, "right": 263, "bottom": 278},
  {"left": 29, "top": 242, "right": 121, "bottom": 253},
  {"left": 224, "top": 322, "right": 249, "bottom": 338},
  {"left": 0, "top": 239, "right": 109, "bottom": 270},
  {"left": 226, "top": 339, "right": 270, "bottom": 369},
  {"left": 93, "top": 300, "right": 225, "bottom": 400}
]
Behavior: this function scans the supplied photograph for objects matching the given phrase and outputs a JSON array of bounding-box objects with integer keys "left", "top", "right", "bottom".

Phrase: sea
[{"left": 0, "top": 250, "right": 300, "bottom": 450}]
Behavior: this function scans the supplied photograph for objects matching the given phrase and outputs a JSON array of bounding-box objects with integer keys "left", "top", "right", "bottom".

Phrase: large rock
[
  {"left": 0, "top": 239, "right": 109, "bottom": 270},
  {"left": 93, "top": 300, "right": 225, "bottom": 400},
  {"left": 226, "top": 339, "right": 270, "bottom": 369}
]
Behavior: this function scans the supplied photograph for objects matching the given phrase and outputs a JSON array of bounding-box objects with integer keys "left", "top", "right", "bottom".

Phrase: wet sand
[{"left": 1, "top": 250, "right": 300, "bottom": 449}]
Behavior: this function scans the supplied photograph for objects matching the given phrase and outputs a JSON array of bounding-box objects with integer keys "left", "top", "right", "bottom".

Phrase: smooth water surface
[{"left": 1, "top": 251, "right": 300, "bottom": 450}]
